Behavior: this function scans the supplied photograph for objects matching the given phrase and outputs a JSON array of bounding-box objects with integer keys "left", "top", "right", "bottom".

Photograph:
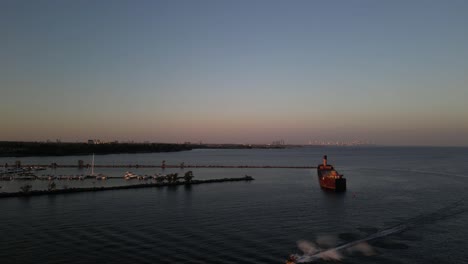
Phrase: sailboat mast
[{"left": 91, "top": 153, "right": 95, "bottom": 176}]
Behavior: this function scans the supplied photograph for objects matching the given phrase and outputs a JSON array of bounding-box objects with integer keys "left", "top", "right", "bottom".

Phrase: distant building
[
  {"left": 87, "top": 139, "right": 102, "bottom": 144},
  {"left": 271, "top": 139, "right": 285, "bottom": 146}
]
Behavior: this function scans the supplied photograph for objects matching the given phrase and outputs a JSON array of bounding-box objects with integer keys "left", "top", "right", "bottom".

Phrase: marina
[
  {"left": 2, "top": 163, "right": 316, "bottom": 169},
  {"left": 0, "top": 164, "right": 312, "bottom": 183},
  {"left": 0, "top": 160, "right": 314, "bottom": 187}
]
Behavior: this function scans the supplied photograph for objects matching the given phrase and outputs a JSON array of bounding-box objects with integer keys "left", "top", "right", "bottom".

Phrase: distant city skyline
[{"left": 1, "top": 1, "right": 468, "bottom": 146}]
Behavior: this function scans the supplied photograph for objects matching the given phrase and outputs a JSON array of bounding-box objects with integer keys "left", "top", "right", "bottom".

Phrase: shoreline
[
  {"left": 0, "top": 176, "right": 254, "bottom": 199},
  {"left": 0, "top": 142, "right": 193, "bottom": 157},
  {"left": 0, "top": 141, "right": 289, "bottom": 158}
]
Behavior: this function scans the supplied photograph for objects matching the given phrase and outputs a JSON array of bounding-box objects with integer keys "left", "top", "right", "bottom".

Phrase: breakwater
[{"left": 0, "top": 176, "right": 254, "bottom": 199}]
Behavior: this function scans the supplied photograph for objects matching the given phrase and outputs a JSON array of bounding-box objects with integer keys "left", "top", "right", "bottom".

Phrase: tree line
[{"left": 0, "top": 141, "right": 193, "bottom": 157}]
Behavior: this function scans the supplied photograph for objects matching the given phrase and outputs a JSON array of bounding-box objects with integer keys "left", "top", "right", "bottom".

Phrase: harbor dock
[{"left": 3, "top": 164, "right": 316, "bottom": 169}]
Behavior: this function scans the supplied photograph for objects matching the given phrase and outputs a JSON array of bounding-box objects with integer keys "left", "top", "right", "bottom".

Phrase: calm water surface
[{"left": 1, "top": 147, "right": 468, "bottom": 263}]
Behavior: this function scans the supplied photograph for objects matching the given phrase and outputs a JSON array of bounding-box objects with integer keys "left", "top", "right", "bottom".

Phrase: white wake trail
[
  {"left": 295, "top": 224, "right": 407, "bottom": 263},
  {"left": 293, "top": 199, "right": 467, "bottom": 263}
]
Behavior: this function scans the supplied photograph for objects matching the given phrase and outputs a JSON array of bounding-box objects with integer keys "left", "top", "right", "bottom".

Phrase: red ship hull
[{"left": 317, "top": 166, "right": 346, "bottom": 192}]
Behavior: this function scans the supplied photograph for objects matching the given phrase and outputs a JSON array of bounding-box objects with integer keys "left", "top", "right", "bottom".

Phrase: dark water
[{"left": 1, "top": 147, "right": 468, "bottom": 263}]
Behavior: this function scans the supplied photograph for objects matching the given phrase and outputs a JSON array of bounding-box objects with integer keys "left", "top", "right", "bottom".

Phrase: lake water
[{"left": 1, "top": 147, "right": 468, "bottom": 263}]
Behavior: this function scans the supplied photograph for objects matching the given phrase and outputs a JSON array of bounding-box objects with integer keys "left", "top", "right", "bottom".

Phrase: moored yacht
[{"left": 123, "top": 171, "right": 138, "bottom": 180}]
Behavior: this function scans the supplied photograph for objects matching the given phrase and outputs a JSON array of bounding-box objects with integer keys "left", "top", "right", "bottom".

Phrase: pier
[{"left": 0, "top": 176, "right": 255, "bottom": 199}]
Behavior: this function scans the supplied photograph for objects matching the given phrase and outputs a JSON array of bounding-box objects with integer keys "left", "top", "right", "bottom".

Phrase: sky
[{"left": 1, "top": 0, "right": 467, "bottom": 146}]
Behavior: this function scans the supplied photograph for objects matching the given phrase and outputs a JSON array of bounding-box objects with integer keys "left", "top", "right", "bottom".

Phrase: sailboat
[
  {"left": 86, "top": 154, "right": 108, "bottom": 180},
  {"left": 85, "top": 154, "right": 95, "bottom": 179}
]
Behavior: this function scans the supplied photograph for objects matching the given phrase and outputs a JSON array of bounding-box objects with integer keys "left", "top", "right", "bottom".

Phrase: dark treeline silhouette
[
  {"left": 0, "top": 141, "right": 192, "bottom": 157},
  {"left": 0, "top": 141, "right": 287, "bottom": 157},
  {"left": 192, "top": 144, "right": 286, "bottom": 150}
]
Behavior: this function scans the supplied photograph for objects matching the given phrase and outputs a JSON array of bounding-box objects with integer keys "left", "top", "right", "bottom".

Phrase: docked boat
[
  {"left": 96, "top": 174, "right": 108, "bottom": 180},
  {"left": 317, "top": 155, "right": 346, "bottom": 192},
  {"left": 124, "top": 171, "right": 138, "bottom": 180}
]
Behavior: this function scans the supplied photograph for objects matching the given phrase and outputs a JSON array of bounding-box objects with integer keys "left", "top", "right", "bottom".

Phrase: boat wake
[
  {"left": 291, "top": 199, "right": 467, "bottom": 263},
  {"left": 292, "top": 224, "right": 407, "bottom": 263}
]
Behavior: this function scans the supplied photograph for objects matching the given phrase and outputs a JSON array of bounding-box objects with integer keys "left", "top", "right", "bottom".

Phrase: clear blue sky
[{"left": 1, "top": 0, "right": 467, "bottom": 145}]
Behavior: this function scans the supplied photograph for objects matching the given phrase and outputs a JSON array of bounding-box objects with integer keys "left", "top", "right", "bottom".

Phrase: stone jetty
[{"left": 0, "top": 176, "right": 255, "bottom": 199}]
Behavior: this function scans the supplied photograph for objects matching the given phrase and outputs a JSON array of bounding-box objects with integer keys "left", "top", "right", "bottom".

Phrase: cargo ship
[{"left": 317, "top": 155, "right": 346, "bottom": 192}]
